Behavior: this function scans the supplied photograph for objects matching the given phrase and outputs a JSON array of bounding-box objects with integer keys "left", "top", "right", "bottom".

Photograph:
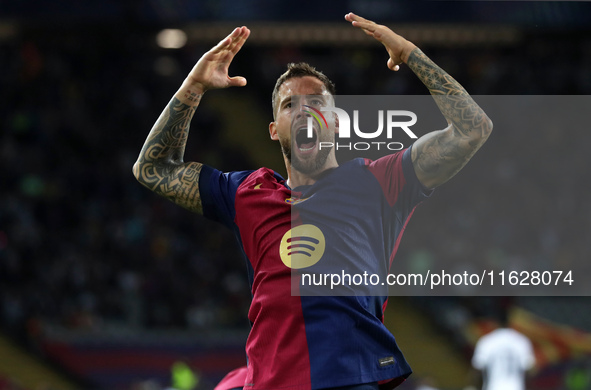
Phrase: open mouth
[{"left": 295, "top": 126, "right": 318, "bottom": 153}]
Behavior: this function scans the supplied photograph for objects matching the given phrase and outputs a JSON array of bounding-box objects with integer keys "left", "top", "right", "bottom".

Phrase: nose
[{"left": 295, "top": 105, "right": 312, "bottom": 120}]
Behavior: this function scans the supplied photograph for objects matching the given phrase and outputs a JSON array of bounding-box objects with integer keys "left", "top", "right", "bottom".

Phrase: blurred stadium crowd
[
  {"left": 1, "top": 16, "right": 591, "bottom": 389},
  {"left": 0, "top": 30, "right": 260, "bottom": 338}
]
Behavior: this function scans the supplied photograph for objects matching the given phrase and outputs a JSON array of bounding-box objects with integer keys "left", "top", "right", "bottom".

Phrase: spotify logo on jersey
[{"left": 279, "top": 224, "right": 326, "bottom": 269}]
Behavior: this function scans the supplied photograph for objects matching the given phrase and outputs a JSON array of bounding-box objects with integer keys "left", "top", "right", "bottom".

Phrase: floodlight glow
[{"left": 156, "top": 29, "right": 187, "bottom": 49}]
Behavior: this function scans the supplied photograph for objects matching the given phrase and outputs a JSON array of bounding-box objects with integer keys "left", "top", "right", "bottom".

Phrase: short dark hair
[{"left": 272, "top": 62, "right": 336, "bottom": 118}]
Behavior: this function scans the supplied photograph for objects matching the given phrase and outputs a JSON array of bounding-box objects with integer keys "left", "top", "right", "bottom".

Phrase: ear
[
  {"left": 334, "top": 112, "right": 340, "bottom": 134},
  {"left": 269, "top": 121, "right": 279, "bottom": 141}
]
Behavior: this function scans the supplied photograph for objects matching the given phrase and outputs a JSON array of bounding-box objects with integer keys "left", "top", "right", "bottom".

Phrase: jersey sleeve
[
  {"left": 198, "top": 165, "right": 253, "bottom": 228},
  {"left": 213, "top": 366, "right": 247, "bottom": 390},
  {"left": 520, "top": 336, "right": 536, "bottom": 370},
  {"left": 471, "top": 338, "right": 488, "bottom": 369},
  {"left": 364, "top": 146, "right": 433, "bottom": 211}
]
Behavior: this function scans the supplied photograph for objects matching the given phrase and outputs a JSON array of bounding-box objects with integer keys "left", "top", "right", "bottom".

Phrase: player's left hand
[{"left": 345, "top": 12, "right": 416, "bottom": 71}]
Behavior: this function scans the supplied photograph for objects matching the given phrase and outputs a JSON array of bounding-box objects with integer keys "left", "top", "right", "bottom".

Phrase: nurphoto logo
[{"left": 306, "top": 106, "right": 418, "bottom": 151}]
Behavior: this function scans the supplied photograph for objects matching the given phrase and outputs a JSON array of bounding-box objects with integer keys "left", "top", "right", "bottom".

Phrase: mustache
[{"left": 291, "top": 118, "right": 321, "bottom": 134}]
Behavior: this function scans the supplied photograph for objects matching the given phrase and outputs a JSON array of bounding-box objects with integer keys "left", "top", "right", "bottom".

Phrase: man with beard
[{"left": 134, "top": 13, "right": 492, "bottom": 390}]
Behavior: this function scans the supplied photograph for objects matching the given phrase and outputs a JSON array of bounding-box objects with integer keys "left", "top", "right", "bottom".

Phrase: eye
[
  {"left": 284, "top": 102, "right": 292, "bottom": 109},
  {"left": 312, "top": 99, "right": 323, "bottom": 106}
]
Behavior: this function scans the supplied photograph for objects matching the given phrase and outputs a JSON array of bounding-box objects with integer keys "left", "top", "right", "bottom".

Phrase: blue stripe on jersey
[{"left": 199, "top": 166, "right": 255, "bottom": 228}]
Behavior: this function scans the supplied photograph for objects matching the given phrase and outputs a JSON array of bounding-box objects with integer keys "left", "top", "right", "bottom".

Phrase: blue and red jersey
[{"left": 199, "top": 147, "right": 431, "bottom": 390}]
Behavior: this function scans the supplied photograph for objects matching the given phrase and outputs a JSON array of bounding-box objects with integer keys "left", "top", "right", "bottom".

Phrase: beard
[{"left": 280, "top": 131, "right": 333, "bottom": 175}]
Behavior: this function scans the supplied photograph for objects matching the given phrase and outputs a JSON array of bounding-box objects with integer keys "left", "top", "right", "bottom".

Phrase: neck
[{"left": 284, "top": 154, "right": 339, "bottom": 188}]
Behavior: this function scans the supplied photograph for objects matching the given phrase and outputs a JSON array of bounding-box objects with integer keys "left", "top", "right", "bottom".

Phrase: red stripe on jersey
[
  {"left": 363, "top": 152, "right": 407, "bottom": 207},
  {"left": 233, "top": 169, "right": 312, "bottom": 389}
]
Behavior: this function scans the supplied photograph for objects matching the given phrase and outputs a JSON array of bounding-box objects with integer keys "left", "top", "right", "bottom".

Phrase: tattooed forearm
[
  {"left": 407, "top": 48, "right": 493, "bottom": 189},
  {"left": 184, "top": 90, "right": 203, "bottom": 104},
  {"left": 133, "top": 96, "right": 205, "bottom": 213}
]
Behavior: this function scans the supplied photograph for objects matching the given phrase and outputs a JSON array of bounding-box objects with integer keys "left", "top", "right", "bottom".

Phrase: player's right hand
[{"left": 185, "top": 26, "right": 250, "bottom": 93}]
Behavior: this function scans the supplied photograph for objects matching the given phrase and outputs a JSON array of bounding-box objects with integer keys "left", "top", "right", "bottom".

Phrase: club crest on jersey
[
  {"left": 279, "top": 224, "right": 325, "bottom": 269},
  {"left": 285, "top": 197, "right": 307, "bottom": 205}
]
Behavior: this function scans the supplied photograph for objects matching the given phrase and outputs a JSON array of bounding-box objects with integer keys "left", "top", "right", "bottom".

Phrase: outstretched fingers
[
  {"left": 211, "top": 26, "right": 249, "bottom": 55},
  {"left": 224, "top": 27, "right": 249, "bottom": 87},
  {"left": 229, "top": 26, "right": 250, "bottom": 55},
  {"left": 345, "top": 13, "right": 375, "bottom": 29},
  {"left": 346, "top": 11, "right": 407, "bottom": 71},
  {"left": 345, "top": 12, "right": 370, "bottom": 23},
  {"left": 352, "top": 20, "right": 376, "bottom": 32},
  {"left": 345, "top": 12, "right": 386, "bottom": 41},
  {"left": 210, "top": 29, "right": 238, "bottom": 54}
]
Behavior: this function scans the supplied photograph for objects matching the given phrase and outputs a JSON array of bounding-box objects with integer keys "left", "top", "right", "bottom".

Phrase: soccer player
[
  {"left": 133, "top": 13, "right": 493, "bottom": 390},
  {"left": 471, "top": 311, "right": 536, "bottom": 390}
]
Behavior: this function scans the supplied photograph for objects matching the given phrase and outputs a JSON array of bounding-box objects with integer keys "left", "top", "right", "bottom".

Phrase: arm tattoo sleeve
[
  {"left": 134, "top": 96, "right": 205, "bottom": 213},
  {"left": 407, "top": 48, "right": 493, "bottom": 188}
]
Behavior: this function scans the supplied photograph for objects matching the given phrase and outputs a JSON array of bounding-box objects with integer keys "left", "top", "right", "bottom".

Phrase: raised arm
[
  {"left": 133, "top": 26, "right": 250, "bottom": 213},
  {"left": 345, "top": 13, "right": 493, "bottom": 189}
]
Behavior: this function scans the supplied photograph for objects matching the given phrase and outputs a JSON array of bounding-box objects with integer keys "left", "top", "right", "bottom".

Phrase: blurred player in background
[
  {"left": 133, "top": 12, "right": 492, "bottom": 390},
  {"left": 471, "top": 310, "right": 536, "bottom": 390}
]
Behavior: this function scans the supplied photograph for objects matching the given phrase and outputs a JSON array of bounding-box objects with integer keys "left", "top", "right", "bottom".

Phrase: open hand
[
  {"left": 186, "top": 26, "right": 250, "bottom": 92},
  {"left": 345, "top": 13, "right": 416, "bottom": 71}
]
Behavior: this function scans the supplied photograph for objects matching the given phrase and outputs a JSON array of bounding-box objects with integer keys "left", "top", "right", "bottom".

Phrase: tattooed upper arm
[
  {"left": 411, "top": 123, "right": 485, "bottom": 189},
  {"left": 134, "top": 161, "right": 204, "bottom": 214},
  {"left": 406, "top": 48, "right": 493, "bottom": 189},
  {"left": 133, "top": 96, "right": 206, "bottom": 214}
]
